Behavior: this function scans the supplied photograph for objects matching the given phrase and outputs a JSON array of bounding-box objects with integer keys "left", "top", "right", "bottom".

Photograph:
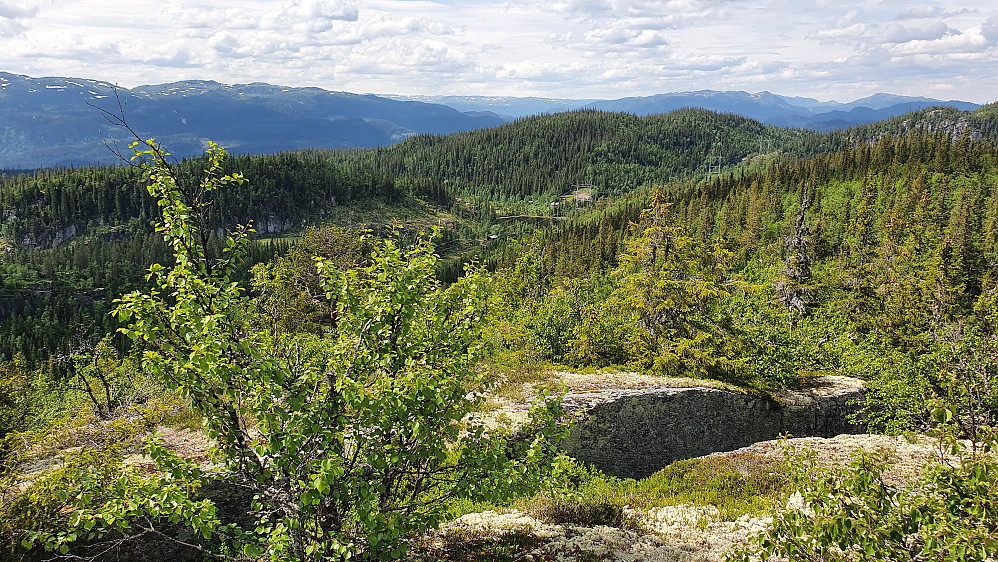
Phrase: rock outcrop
[{"left": 558, "top": 376, "right": 865, "bottom": 479}]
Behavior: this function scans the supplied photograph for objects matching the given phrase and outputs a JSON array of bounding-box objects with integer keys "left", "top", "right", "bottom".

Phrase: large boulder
[{"left": 558, "top": 376, "right": 865, "bottom": 479}]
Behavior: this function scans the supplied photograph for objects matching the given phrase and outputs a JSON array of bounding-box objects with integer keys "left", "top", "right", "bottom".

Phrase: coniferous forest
[{"left": 2, "top": 104, "right": 998, "bottom": 560}]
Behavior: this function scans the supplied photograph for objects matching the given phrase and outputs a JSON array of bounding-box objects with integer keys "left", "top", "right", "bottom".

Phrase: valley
[
  {"left": 1, "top": 89, "right": 998, "bottom": 560},
  {"left": 0, "top": 72, "right": 983, "bottom": 169}
]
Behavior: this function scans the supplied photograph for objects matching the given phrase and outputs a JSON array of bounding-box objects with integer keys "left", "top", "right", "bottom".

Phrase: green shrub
[
  {"left": 728, "top": 434, "right": 998, "bottom": 562},
  {"left": 0, "top": 357, "right": 71, "bottom": 438},
  {"left": 520, "top": 453, "right": 785, "bottom": 530},
  {"left": 632, "top": 454, "right": 785, "bottom": 519},
  {"left": 526, "top": 495, "right": 630, "bottom": 528},
  {"left": 22, "top": 140, "right": 565, "bottom": 562},
  {"left": 1, "top": 445, "right": 124, "bottom": 560}
]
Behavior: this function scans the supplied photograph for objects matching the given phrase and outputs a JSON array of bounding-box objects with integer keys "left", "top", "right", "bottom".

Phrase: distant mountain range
[
  {"left": 387, "top": 91, "right": 980, "bottom": 131},
  {"left": 379, "top": 94, "right": 600, "bottom": 119},
  {"left": 0, "top": 72, "right": 505, "bottom": 168},
  {"left": 0, "top": 71, "right": 984, "bottom": 169}
]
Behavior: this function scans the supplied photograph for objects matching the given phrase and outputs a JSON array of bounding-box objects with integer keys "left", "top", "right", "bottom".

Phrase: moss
[
  {"left": 627, "top": 453, "right": 785, "bottom": 519},
  {"left": 517, "top": 453, "right": 786, "bottom": 527}
]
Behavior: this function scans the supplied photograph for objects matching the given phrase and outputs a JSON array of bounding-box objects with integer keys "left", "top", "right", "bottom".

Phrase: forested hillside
[
  {"left": 0, "top": 108, "right": 833, "bottom": 364},
  {"left": 0, "top": 151, "right": 401, "bottom": 363},
  {"left": 3, "top": 104, "right": 998, "bottom": 560},
  {"left": 327, "top": 109, "right": 837, "bottom": 201},
  {"left": 4, "top": 105, "right": 998, "bottom": 370},
  {"left": 487, "top": 130, "right": 998, "bottom": 395},
  {"left": 5, "top": 104, "right": 998, "bottom": 367},
  {"left": 842, "top": 101, "right": 998, "bottom": 142}
]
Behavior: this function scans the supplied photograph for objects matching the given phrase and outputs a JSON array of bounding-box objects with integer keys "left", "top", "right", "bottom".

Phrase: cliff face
[{"left": 558, "top": 376, "right": 865, "bottom": 479}]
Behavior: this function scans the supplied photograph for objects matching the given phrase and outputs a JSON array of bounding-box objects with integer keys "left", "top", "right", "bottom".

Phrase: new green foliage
[
  {"left": 23, "top": 140, "right": 564, "bottom": 561},
  {"left": 728, "top": 266, "right": 998, "bottom": 562},
  {"left": 525, "top": 452, "right": 785, "bottom": 527},
  {"left": 610, "top": 190, "right": 743, "bottom": 379},
  {"left": 729, "top": 434, "right": 998, "bottom": 562}
]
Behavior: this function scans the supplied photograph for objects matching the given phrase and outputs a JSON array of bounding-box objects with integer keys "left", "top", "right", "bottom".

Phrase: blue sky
[{"left": 1, "top": 0, "right": 996, "bottom": 103}]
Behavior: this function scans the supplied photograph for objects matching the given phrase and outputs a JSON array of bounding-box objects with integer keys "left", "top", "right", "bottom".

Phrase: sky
[{"left": 1, "top": 0, "right": 996, "bottom": 103}]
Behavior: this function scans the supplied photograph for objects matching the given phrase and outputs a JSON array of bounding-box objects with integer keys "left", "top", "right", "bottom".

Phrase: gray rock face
[{"left": 558, "top": 376, "right": 865, "bottom": 479}]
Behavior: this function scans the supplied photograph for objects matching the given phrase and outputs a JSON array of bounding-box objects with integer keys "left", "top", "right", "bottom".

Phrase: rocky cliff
[{"left": 557, "top": 376, "right": 865, "bottom": 478}]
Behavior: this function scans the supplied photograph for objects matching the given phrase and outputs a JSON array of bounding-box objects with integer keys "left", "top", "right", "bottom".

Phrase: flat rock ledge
[
  {"left": 426, "top": 434, "right": 941, "bottom": 562},
  {"left": 558, "top": 375, "right": 865, "bottom": 479}
]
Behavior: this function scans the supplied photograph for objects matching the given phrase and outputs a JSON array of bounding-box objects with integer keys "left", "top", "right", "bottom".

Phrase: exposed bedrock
[{"left": 558, "top": 376, "right": 865, "bottom": 479}]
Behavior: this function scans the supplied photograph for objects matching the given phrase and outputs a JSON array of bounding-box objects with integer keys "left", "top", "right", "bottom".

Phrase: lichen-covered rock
[
  {"left": 776, "top": 375, "right": 865, "bottom": 438},
  {"left": 435, "top": 511, "right": 697, "bottom": 562},
  {"left": 558, "top": 376, "right": 865, "bottom": 478},
  {"left": 427, "top": 434, "right": 944, "bottom": 562}
]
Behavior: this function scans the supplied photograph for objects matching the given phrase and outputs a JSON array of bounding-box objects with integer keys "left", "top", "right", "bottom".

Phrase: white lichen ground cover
[
  {"left": 11, "top": 369, "right": 942, "bottom": 562},
  {"left": 426, "top": 433, "right": 946, "bottom": 562}
]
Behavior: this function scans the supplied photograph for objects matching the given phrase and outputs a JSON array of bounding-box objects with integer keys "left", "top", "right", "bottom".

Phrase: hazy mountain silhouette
[{"left": 0, "top": 72, "right": 505, "bottom": 168}]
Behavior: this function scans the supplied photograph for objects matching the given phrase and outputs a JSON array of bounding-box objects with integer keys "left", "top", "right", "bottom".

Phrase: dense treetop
[
  {"left": 3, "top": 104, "right": 998, "bottom": 561},
  {"left": 1, "top": 105, "right": 997, "bottom": 366}
]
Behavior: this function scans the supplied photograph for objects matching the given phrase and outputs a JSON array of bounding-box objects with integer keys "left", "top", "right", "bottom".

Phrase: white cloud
[
  {"left": 886, "top": 26, "right": 989, "bottom": 55},
  {"left": 0, "top": 0, "right": 40, "bottom": 19},
  {"left": 207, "top": 31, "right": 241, "bottom": 54},
  {"left": 281, "top": 0, "right": 358, "bottom": 23},
  {"left": 544, "top": 0, "right": 614, "bottom": 16},
  {"left": 553, "top": 27, "right": 671, "bottom": 52},
  {"left": 895, "top": 6, "right": 974, "bottom": 20},
  {"left": 669, "top": 54, "right": 744, "bottom": 71},
  {"left": 813, "top": 23, "right": 868, "bottom": 41},
  {"left": 0, "top": 0, "right": 995, "bottom": 103},
  {"left": 729, "top": 58, "right": 788, "bottom": 77},
  {"left": 0, "top": 0, "right": 42, "bottom": 35},
  {"left": 335, "top": 14, "right": 455, "bottom": 45},
  {"left": 881, "top": 21, "right": 953, "bottom": 44},
  {"left": 515, "top": 0, "right": 716, "bottom": 26},
  {"left": 836, "top": 10, "right": 859, "bottom": 28},
  {"left": 497, "top": 60, "right": 585, "bottom": 81},
  {"left": 983, "top": 16, "right": 998, "bottom": 43}
]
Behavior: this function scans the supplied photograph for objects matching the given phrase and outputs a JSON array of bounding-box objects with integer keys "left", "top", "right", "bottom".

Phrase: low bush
[
  {"left": 728, "top": 434, "right": 998, "bottom": 562},
  {"left": 519, "top": 452, "right": 785, "bottom": 530}
]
